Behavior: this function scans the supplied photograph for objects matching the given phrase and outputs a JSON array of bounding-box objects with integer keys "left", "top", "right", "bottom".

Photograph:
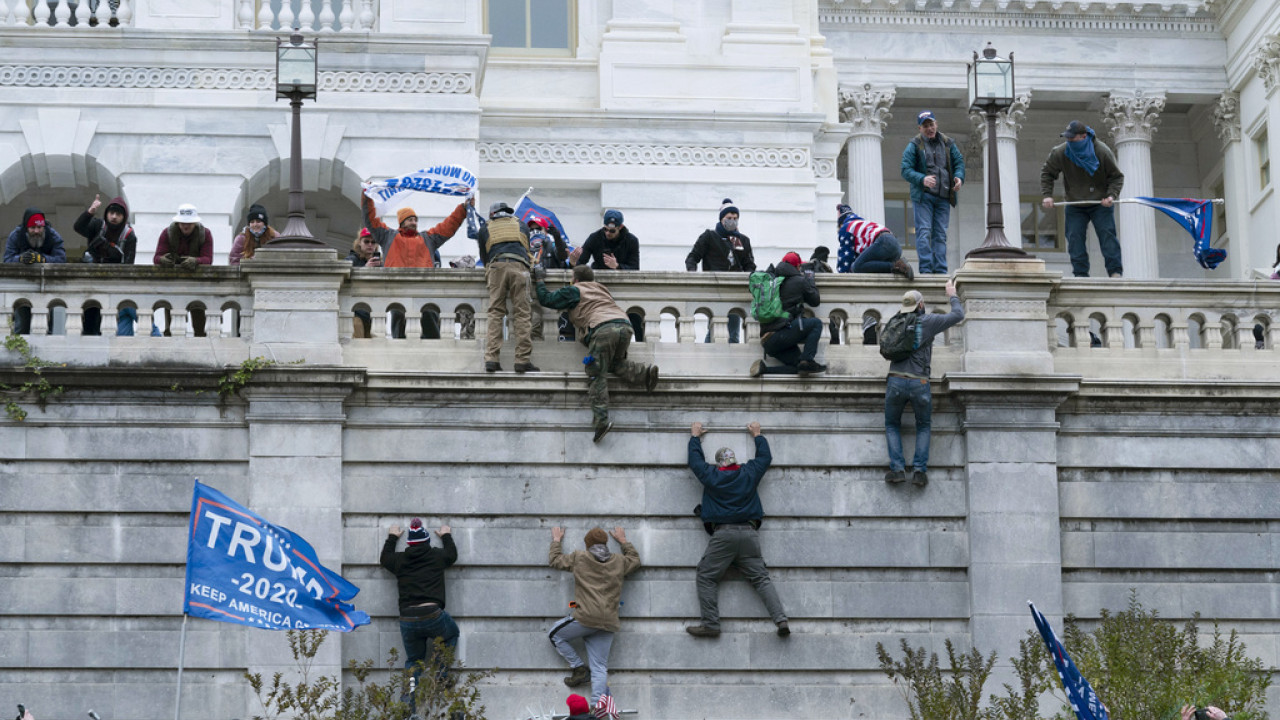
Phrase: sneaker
[
  {"left": 1257, "top": 340, "right": 1266, "bottom": 350},
  {"left": 514, "top": 362, "right": 540, "bottom": 373},
  {"left": 593, "top": 422, "right": 613, "bottom": 443},
  {"left": 645, "top": 365, "right": 660, "bottom": 392},
  {"left": 749, "top": 360, "right": 765, "bottom": 378},
  {"left": 797, "top": 360, "right": 827, "bottom": 374},
  {"left": 912, "top": 470, "right": 929, "bottom": 487},
  {"left": 484, "top": 361, "right": 501, "bottom": 372},
  {"left": 564, "top": 665, "right": 591, "bottom": 687},
  {"left": 1109, "top": 272, "right": 1123, "bottom": 278},
  {"left": 891, "top": 259, "right": 915, "bottom": 281},
  {"left": 776, "top": 620, "right": 791, "bottom": 637},
  {"left": 686, "top": 625, "right": 721, "bottom": 638},
  {"left": 884, "top": 470, "right": 907, "bottom": 484}
]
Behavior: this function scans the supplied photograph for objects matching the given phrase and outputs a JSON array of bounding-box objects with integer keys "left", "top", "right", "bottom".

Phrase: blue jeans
[
  {"left": 116, "top": 307, "right": 137, "bottom": 336},
  {"left": 1064, "top": 204, "right": 1122, "bottom": 277},
  {"left": 704, "top": 313, "right": 741, "bottom": 343},
  {"left": 761, "top": 316, "right": 822, "bottom": 372},
  {"left": 912, "top": 193, "right": 950, "bottom": 274},
  {"left": 885, "top": 376, "right": 932, "bottom": 473},
  {"left": 851, "top": 232, "right": 902, "bottom": 274},
  {"left": 399, "top": 609, "right": 460, "bottom": 707}
]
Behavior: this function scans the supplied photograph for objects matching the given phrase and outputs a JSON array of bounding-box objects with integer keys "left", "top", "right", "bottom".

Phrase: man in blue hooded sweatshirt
[
  {"left": 1040, "top": 120, "right": 1126, "bottom": 278},
  {"left": 685, "top": 420, "right": 789, "bottom": 639}
]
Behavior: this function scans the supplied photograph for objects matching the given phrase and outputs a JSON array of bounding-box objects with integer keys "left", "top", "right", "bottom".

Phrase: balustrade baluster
[
  {"left": 65, "top": 310, "right": 83, "bottom": 336},
  {"left": 370, "top": 312, "right": 386, "bottom": 339},
  {"left": 1137, "top": 324, "right": 1155, "bottom": 349},
  {"left": 15, "top": 0, "right": 31, "bottom": 25},
  {"left": 297, "top": 0, "right": 314, "bottom": 30},
  {"left": 338, "top": 0, "right": 353, "bottom": 30},
  {"left": 73, "top": 0, "right": 88, "bottom": 25},
  {"left": 357, "top": 0, "right": 372, "bottom": 30},
  {"left": 114, "top": 0, "right": 129, "bottom": 25},
  {"left": 53, "top": 0, "right": 70, "bottom": 25},
  {"left": 33, "top": 0, "right": 51, "bottom": 26},
  {"left": 277, "top": 0, "right": 294, "bottom": 30},
  {"left": 204, "top": 312, "right": 222, "bottom": 338},
  {"left": 406, "top": 311, "right": 423, "bottom": 340},
  {"left": 90, "top": 0, "right": 107, "bottom": 24},
  {"left": 169, "top": 309, "right": 186, "bottom": 338},
  {"left": 236, "top": 0, "right": 255, "bottom": 28},
  {"left": 256, "top": 0, "right": 272, "bottom": 30},
  {"left": 30, "top": 309, "right": 49, "bottom": 335},
  {"left": 317, "top": 0, "right": 334, "bottom": 31}
]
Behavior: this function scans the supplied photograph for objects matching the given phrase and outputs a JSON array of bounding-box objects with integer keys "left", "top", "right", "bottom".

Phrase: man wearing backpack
[
  {"left": 883, "top": 279, "right": 963, "bottom": 487},
  {"left": 749, "top": 252, "right": 824, "bottom": 377}
]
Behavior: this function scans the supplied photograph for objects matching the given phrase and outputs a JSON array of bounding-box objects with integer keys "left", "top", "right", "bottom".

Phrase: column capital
[
  {"left": 1101, "top": 90, "right": 1166, "bottom": 144},
  {"left": 1252, "top": 34, "right": 1280, "bottom": 95},
  {"left": 838, "top": 83, "right": 895, "bottom": 137},
  {"left": 1213, "top": 91, "right": 1242, "bottom": 147},
  {"left": 969, "top": 91, "right": 1033, "bottom": 143}
]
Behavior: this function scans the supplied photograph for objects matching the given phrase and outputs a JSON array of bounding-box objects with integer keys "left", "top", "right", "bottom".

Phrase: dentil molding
[
  {"left": 478, "top": 142, "right": 811, "bottom": 169},
  {"left": 0, "top": 66, "right": 474, "bottom": 93}
]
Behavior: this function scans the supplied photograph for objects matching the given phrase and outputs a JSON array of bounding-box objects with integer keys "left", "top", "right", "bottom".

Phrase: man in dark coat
[
  {"left": 380, "top": 518, "right": 459, "bottom": 713},
  {"left": 685, "top": 421, "right": 789, "bottom": 638},
  {"left": 75, "top": 194, "right": 136, "bottom": 264},
  {"left": 687, "top": 198, "right": 756, "bottom": 343},
  {"left": 5, "top": 208, "right": 67, "bottom": 334},
  {"left": 751, "top": 252, "right": 825, "bottom": 377}
]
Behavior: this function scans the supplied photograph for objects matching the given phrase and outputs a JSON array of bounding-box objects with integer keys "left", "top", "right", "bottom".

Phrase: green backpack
[
  {"left": 879, "top": 311, "right": 925, "bottom": 361},
  {"left": 748, "top": 270, "right": 788, "bottom": 324}
]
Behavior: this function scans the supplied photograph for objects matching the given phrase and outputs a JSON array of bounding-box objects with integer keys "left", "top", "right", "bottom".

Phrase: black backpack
[{"left": 879, "top": 311, "right": 924, "bottom": 361}]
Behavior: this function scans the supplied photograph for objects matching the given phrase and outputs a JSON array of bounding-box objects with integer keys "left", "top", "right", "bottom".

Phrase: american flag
[
  {"left": 1029, "top": 601, "right": 1109, "bottom": 720},
  {"left": 593, "top": 694, "right": 619, "bottom": 720}
]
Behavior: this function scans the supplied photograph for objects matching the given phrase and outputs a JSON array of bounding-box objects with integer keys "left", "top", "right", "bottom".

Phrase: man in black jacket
[
  {"left": 750, "top": 252, "right": 825, "bottom": 377},
  {"left": 570, "top": 209, "right": 644, "bottom": 339},
  {"left": 688, "top": 198, "right": 756, "bottom": 343},
  {"left": 380, "top": 518, "right": 459, "bottom": 710}
]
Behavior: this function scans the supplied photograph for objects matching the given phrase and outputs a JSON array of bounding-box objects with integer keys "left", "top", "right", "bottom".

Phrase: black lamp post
[
  {"left": 966, "top": 43, "right": 1030, "bottom": 259},
  {"left": 270, "top": 30, "right": 324, "bottom": 247}
]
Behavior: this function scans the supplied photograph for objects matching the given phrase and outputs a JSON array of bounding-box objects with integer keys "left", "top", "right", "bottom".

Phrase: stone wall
[{"left": 0, "top": 250, "right": 1277, "bottom": 719}]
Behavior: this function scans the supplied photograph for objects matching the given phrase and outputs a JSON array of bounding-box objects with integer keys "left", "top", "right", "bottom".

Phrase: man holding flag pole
[{"left": 1041, "top": 120, "right": 1126, "bottom": 278}]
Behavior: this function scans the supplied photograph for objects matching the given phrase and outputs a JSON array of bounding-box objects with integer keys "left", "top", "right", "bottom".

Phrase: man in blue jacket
[
  {"left": 685, "top": 421, "right": 789, "bottom": 638},
  {"left": 900, "top": 111, "right": 964, "bottom": 275}
]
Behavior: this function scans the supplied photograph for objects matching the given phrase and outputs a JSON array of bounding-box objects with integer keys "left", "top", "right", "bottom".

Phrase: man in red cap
[
  {"left": 750, "top": 252, "right": 825, "bottom": 377},
  {"left": 380, "top": 518, "right": 458, "bottom": 714},
  {"left": 5, "top": 208, "right": 66, "bottom": 334}
]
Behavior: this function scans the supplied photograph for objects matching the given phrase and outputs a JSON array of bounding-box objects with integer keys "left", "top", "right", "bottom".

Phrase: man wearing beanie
[
  {"left": 686, "top": 421, "right": 789, "bottom": 638},
  {"left": 229, "top": 203, "right": 278, "bottom": 265},
  {"left": 474, "top": 199, "right": 539, "bottom": 373},
  {"left": 565, "top": 694, "right": 594, "bottom": 720},
  {"left": 571, "top": 208, "right": 644, "bottom": 340},
  {"left": 836, "top": 204, "right": 914, "bottom": 279},
  {"left": 687, "top": 198, "right": 756, "bottom": 344},
  {"left": 883, "top": 278, "right": 964, "bottom": 488},
  {"left": 750, "top": 252, "right": 825, "bottom": 377},
  {"left": 380, "top": 518, "right": 459, "bottom": 713},
  {"left": 548, "top": 525, "right": 640, "bottom": 706}
]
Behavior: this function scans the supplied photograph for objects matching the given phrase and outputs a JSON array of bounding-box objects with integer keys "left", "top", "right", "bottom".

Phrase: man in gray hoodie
[{"left": 884, "top": 279, "right": 964, "bottom": 488}]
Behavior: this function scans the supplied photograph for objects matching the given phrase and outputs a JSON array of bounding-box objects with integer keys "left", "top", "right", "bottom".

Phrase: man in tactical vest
[
  {"left": 533, "top": 264, "right": 659, "bottom": 442},
  {"left": 474, "top": 201, "right": 539, "bottom": 373}
]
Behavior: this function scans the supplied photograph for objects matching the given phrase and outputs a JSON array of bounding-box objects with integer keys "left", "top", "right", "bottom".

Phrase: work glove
[
  {"left": 19, "top": 250, "right": 35, "bottom": 264},
  {"left": 531, "top": 265, "right": 547, "bottom": 282},
  {"left": 179, "top": 256, "right": 200, "bottom": 272},
  {"left": 157, "top": 255, "right": 176, "bottom": 268}
]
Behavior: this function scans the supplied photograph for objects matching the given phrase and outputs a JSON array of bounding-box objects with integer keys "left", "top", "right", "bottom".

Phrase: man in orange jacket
[{"left": 361, "top": 192, "right": 468, "bottom": 338}]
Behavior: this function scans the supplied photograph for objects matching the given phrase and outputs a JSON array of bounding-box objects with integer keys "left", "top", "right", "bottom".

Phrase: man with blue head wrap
[{"left": 1040, "top": 120, "right": 1126, "bottom": 278}]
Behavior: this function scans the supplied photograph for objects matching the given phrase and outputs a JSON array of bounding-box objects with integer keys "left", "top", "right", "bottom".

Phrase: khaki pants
[{"left": 485, "top": 260, "right": 533, "bottom": 364}]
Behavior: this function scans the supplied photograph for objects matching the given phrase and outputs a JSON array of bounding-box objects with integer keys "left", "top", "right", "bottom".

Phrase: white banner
[{"left": 362, "top": 164, "right": 477, "bottom": 214}]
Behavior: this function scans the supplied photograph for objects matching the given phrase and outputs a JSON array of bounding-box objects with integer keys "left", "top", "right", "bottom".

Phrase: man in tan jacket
[{"left": 548, "top": 526, "right": 641, "bottom": 707}]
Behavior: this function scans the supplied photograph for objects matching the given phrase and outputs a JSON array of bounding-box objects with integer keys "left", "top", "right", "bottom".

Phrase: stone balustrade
[
  {"left": 1, "top": 252, "right": 1277, "bottom": 382},
  {"left": 0, "top": 0, "right": 377, "bottom": 31}
]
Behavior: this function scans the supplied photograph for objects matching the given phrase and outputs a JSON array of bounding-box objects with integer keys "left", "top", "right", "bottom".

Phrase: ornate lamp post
[
  {"left": 966, "top": 43, "right": 1030, "bottom": 259},
  {"left": 270, "top": 30, "right": 325, "bottom": 246}
]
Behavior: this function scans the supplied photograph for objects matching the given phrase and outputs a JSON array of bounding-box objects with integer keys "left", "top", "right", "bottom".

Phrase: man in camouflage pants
[{"left": 534, "top": 264, "right": 659, "bottom": 442}]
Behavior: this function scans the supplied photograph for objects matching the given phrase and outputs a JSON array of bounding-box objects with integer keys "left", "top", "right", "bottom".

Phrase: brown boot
[{"left": 891, "top": 259, "right": 915, "bottom": 281}]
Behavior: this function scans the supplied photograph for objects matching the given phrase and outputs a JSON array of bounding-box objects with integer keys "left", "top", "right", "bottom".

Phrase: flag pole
[
  {"left": 174, "top": 612, "right": 189, "bottom": 720},
  {"left": 1054, "top": 198, "right": 1224, "bottom": 206}
]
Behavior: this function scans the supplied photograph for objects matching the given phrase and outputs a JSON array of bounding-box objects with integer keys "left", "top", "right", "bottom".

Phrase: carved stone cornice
[
  {"left": 1252, "top": 34, "right": 1280, "bottom": 94},
  {"left": 478, "top": 142, "right": 811, "bottom": 168},
  {"left": 820, "top": 6, "right": 1218, "bottom": 35},
  {"left": 1212, "top": 91, "right": 1241, "bottom": 146},
  {"left": 0, "top": 66, "right": 474, "bottom": 94},
  {"left": 1101, "top": 90, "right": 1166, "bottom": 144},
  {"left": 838, "top": 83, "right": 895, "bottom": 138}
]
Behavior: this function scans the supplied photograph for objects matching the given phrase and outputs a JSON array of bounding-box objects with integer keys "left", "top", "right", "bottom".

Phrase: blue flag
[
  {"left": 1030, "top": 601, "right": 1109, "bottom": 720},
  {"left": 515, "top": 195, "right": 572, "bottom": 251},
  {"left": 1129, "top": 197, "right": 1226, "bottom": 270},
  {"left": 184, "top": 480, "right": 370, "bottom": 632}
]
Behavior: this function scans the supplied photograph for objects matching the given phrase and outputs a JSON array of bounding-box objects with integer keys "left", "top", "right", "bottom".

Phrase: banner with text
[
  {"left": 362, "top": 165, "right": 478, "bottom": 215},
  {"left": 184, "top": 480, "right": 370, "bottom": 632}
]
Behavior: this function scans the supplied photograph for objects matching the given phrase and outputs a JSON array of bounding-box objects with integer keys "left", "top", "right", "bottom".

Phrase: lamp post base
[
  {"left": 965, "top": 227, "right": 1031, "bottom": 259},
  {"left": 269, "top": 215, "right": 327, "bottom": 248}
]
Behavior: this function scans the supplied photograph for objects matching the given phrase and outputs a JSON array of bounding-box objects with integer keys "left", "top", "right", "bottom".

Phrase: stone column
[
  {"left": 969, "top": 92, "right": 1032, "bottom": 247},
  {"left": 839, "top": 83, "right": 895, "bottom": 224},
  {"left": 949, "top": 260, "right": 1079, "bottom": 688},
  {"left": 1213, "top": 91, "right": 1251, "bottom": 278},
  {"left": 1253, "top": 36, "right": 1280, "bottom": 274},
  {"left": 1102, "top": 91, "right": 1166, "bottom": 279}
]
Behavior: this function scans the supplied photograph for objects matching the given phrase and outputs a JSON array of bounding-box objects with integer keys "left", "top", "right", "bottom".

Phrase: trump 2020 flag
[
  {"left": 362, "top": 164, "right": 478, "bottom": 214},
  {"left": 514, "top": 195, "right": 572, "bottom": 250},
  {"left": 184, "top": 480, "right": 370, "bottom": 632},
  {"left": 1129, "top": 197, "right": 1226, "bottom": 270},
  {"left": 1030, "top": 601, "right": 1108, "bottom": 720}
]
